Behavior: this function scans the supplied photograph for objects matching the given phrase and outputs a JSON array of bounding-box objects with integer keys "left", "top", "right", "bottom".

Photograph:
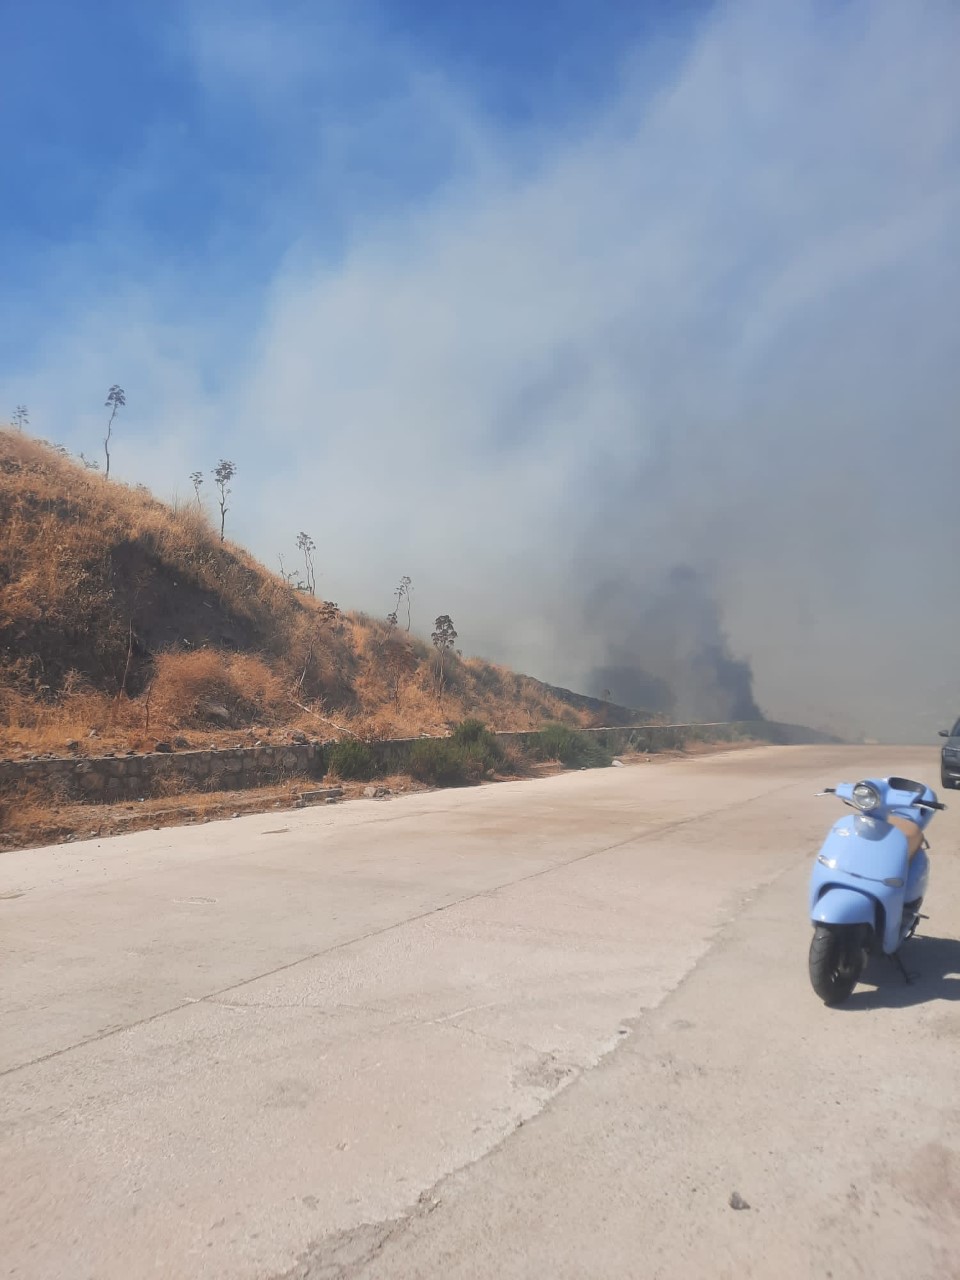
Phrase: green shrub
[
  {"left": 407, "top": 723, "right": 517, "bottom": 788},
  {"left": 409, "top": 739, "right": 471, "bottom": 787},
  {"left": 451, "top": 719, "right": 503, "bottom": 766},
  {"left": 452, "top": 717, "right": 489, "bottom": 746},
  {"left": 454, "top": 719, "right": 517, "bottom": 776},
  {"left": 327, "top": 739, "right": 378, "bottom": 781},
  {"left": 530, "top": 722, "right": 612, "bottom": 768}
]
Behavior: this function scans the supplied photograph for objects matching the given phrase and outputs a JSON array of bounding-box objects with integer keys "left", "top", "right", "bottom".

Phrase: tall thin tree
[
  {"left": 400, "top": 575, "right": 412, "bottom": 631},
  {"left": 213, "top": 459, "right": 236, "bottom": 543},
  {"left": 297, "top": 532, "right": 317, "bottom": 594},
  {"left": 103, "top": 385, "right": 125, "bottom": 478},
  {"left": 431, "top": 614, "right": 458, "bottom": 703},
  {"left": 12, "top": 405, "right": 28, "bottom": 433},
  {"left": 387, "top": 575, "right": 413, "bottom": 630}
]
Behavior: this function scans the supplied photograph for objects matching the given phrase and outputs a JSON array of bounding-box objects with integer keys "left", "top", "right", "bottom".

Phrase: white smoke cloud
[{"left": 4, "top": 0, "right": 959, "bottom": 740}]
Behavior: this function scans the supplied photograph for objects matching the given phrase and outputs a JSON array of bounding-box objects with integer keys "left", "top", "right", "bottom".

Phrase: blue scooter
[{"left": 808, "top": 776, "right": 945, "bottom": 1004}]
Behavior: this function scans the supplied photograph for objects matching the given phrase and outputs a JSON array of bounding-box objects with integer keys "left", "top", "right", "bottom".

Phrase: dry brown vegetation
[{"left": 0, "top": 430, "right": 630, "bottom": 759}]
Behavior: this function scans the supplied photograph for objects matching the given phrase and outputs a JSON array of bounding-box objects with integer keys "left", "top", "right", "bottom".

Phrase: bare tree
[
  {"left": 297, "top": 532, "right": 317, "bottom": 595},
  {"left": 431, "top": 614, "right": 458, "bottom": 703},
  {"left": 103, "top": 385, "right": 125, "bottom": 478},
  {"left": 12, "top": 404, "right": 28, "bottom": 433},
  {"left": 212, "top": 459, "right": 236, "bottom": 542},
  {"left": 79, "top": 452, "right": 100, "bottom": 471},
  {"left": 293, "top": 637, "right": 316, "bottom": 697},
  {"left": 116, "top": 580, "right": 145, "bottom": 704},
  {"left": 190, "top": 470, "right": 204, "bottom": 508},
  {"left": 117, "top": 620, "right": 136, "bottom": 702},
  {"left": 278, "top": 553, "right": 298, "bottom": 587},
  {"left": 403, "top": 576, "right": 413, "bottom": 631},
  {"left": 387, "top": 575, "right": 413, "bottom": 630},
  {"left": 384, "top": 632, "right": 418, "bottom": 712}
]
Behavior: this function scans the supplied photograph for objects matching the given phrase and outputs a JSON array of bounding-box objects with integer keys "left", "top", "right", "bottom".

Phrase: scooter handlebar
[{"left": 816, "top": 787, "right": 945, "bottom": 811}]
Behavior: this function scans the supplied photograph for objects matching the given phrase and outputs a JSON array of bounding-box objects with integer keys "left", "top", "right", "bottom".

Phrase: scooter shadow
[{"left": 839, "top": 934, "right": 960, "bottom": 1010}]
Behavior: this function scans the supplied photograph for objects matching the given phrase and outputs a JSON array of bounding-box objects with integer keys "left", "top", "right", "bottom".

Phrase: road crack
[{"left": 1, "top": 782, "right": 797, "bottom": 1081}]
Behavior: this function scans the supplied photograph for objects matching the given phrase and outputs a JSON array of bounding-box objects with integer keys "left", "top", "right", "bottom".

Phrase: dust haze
[{"left": 5, "top": 0, "right": 960, "bottom": 742}]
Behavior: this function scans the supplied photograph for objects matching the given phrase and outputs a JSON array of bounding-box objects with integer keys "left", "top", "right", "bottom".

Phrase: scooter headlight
[{"left": 852, "top": 782, "right": 881, "bottom": 811}]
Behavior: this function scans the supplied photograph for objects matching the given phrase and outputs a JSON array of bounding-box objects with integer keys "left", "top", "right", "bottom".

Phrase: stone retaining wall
[
  {"left": 0, "top": 742, "right": 326, "bottom": 803},
  {"left": 0, "top": 720, "right": 835, "bottom": 806}
]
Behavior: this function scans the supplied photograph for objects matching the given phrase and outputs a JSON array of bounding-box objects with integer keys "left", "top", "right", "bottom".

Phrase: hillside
[{"left": 0, "top": 430, "right": 641, "bottom": 758}]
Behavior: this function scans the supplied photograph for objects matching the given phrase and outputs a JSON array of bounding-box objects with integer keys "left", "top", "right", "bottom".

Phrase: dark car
[{"left": 939, "top": 718, "right": 960, "bottom": 790}]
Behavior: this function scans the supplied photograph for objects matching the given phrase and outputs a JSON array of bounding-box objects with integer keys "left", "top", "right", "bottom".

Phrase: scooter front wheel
[{"left": 809, "top": 924, "right": 866, "bottom": 1005}]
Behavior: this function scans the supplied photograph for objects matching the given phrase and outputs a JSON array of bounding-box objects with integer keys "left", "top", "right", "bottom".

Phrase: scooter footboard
[{"left": 812, "top": 886, "right": 877, "bottom": 930}]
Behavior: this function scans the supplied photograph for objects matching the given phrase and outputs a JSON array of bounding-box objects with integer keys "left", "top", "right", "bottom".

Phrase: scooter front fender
[{"left": 811, "top": 885, "right": 877, "bottom": 930}]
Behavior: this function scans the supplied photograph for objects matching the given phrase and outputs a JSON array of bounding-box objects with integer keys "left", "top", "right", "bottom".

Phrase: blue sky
[
  {"left": 2, "top": 0, "right": 959, "bottom": 739},
  {"left": 1, "top": 0, "right": 705, "bottom": 355}
]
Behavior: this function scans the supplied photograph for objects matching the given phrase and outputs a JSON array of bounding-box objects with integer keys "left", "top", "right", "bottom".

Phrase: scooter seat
[{"left": 886, "top": 814, "right": 924, "bottom": 858}]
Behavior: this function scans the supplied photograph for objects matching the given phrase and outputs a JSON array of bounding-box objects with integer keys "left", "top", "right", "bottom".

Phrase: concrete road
[{"left": 1, "top": 746, "right": 958, "bottom": 1279}]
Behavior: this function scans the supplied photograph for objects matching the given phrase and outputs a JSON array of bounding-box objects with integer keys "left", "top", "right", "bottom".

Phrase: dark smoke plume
[{"left": 586, "top": 567, "right": 763, "bottom": 723}]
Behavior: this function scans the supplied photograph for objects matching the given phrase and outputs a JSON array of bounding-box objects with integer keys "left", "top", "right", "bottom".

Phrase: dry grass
[
  {"left": 0, "top": 430, "right": 623, "bottom": 759},
  {"left": 0, "top": 768, "right": 445, "bottom": 852},
  {"left": 149, "top": 650, "right": 289, "bottom": 728}
]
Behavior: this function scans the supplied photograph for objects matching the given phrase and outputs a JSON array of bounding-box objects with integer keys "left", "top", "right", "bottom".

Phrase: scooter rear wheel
[{"left": 809, "top": 924, "right": 865, "bottom": 1005}]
